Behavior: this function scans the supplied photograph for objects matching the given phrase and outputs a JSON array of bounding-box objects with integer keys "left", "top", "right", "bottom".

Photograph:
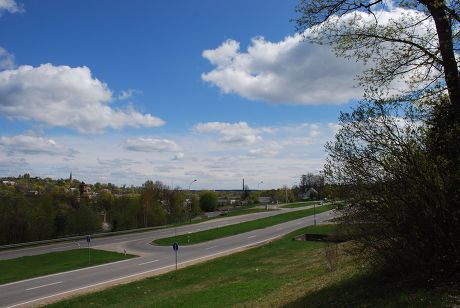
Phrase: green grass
[
  {"left": 0, "top": 249, "right": 136, "bottom": 285},
  {"left": 219, "top": 207, "right": 276, "bottom": 217},
  {"left": 153, "top": 204, "right": 332, "bottom": 246},
  {"left": 49, "top": 224, "right": 457, "bottom": 307},
  {"left": 281, "top": 200, "right": 322, "bottom": 208}
]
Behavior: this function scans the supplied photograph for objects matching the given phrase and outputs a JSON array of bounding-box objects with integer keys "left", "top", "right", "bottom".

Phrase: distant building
[
  {"left": 300, "top": 187, "right": 318, "bottom": 200},
  {"left": 258, "top": 196, "right": 272, "bottom": 204},
  {"left": 79, "top": 182, "right": 92, "bottom": 198},
  {"left": 2, "top": 180, "right": 15, "bottom": 186}
]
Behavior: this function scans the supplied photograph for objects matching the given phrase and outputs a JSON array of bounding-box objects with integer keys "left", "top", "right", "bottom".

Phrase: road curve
[{"left": 0, "top": 207, "right": 334, "bottom": 307}]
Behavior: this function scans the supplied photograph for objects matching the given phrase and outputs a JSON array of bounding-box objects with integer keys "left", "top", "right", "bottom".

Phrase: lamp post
[
  {"left": 314, "top": 202, "right": 317, "bottom": 226},
  {"left": 188, "top": 179, "right": 197, "bottom": 223},
  {"left": 257, "top": 181, "right": 263, "bottom": 190}
]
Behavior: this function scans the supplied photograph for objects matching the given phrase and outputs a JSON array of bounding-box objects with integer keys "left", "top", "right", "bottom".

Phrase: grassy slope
[
  {"left": 153, "top": 204, "right": 332, "bottom": 246},
  {"left": 50, "top": 224, "right": 457, "bottom": 307},
  {"left": 0, "top": 249, "right": 135, "bottom": 285}
]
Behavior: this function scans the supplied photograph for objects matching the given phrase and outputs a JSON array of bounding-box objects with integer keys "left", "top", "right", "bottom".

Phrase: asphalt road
[{"left": 0, "top": 206, "right": 334, "bottom": 307}]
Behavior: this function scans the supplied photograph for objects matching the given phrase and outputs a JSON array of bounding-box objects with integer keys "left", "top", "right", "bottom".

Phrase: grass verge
[
  {"left": 49, "top": 224, "right": 457, "bottom": 307},
  {"left": 281, "top": 200, "right": 322, "bottom": 208},
  {"left": 153, "top": 204, "right": 332, "bottom": 246},
  {"left": 219, "top": 207, "right": 276, "bottom": 217},
  {"left": 0, "top": 249, "right": 136, "bottom": 285}
]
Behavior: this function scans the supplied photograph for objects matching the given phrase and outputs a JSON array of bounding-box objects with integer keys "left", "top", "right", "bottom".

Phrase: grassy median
[
  {"left": 153, "top": 204, "right": 333, "bottom": 246},
  {"left": 0, "top": 249, "right": 136, "bottom": 285},
  {"left": 280, "top": 200, "right": 322, "bottom": 208},
  {"left": 49, "top": 224, "right": 457, "bottom": 307}
]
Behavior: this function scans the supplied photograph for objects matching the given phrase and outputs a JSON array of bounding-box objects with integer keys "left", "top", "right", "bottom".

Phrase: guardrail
[{"left": 0, "top": 224, "right": 173, "bottom": 250}]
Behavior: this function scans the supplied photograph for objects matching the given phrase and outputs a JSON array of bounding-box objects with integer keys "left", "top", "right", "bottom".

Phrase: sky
[{"left": 0, "top": 0, "right": 365, "bottom": 189}]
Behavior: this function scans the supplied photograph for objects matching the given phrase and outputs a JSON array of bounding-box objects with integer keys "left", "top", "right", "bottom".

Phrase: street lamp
[
  {"left": 257, "top": 181, "right": 263, "bottom": 190},
  {"left": 314, "top": 201, "right": 317, "bottom": 226},
  {"left": 188, "top": 179, "right": 197, "bottom": 223}
]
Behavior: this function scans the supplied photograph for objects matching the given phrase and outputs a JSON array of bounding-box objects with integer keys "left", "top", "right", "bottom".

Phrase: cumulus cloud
[
  {"left": 0, "top": 0, "right": 23, "bottom": 15},
  {"left": 125, "top": 138, "right": 181, "bottom": 152},
  {"left": 202, "top": 35, "right": 363, "bottom": 104},
  {"left": 0, "top": 64, "right": 165, "bottom": 133},
  {"left": 0, "top": 134, "right": 75, "bottom": 156},
  {"left": 202, "top": 5, "right": 435, "bottom": 105},
  {"left": 0, "top": 47, "right": 15, "bottom": 70},
  {"left": 193, "top": 121, "right": 270, "bottom": 145}
]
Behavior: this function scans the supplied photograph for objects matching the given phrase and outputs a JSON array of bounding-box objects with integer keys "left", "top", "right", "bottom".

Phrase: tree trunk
[{"left": 425, "top": 0, "right": 460, "bottom": 116}]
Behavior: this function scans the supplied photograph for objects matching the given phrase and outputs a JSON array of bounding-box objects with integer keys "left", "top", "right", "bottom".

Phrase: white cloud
[
  {"left": 0, "top": 0, "right": 23, "bottom": 15},
  {"left": 247, "top": 142, "right": 283, "bottom": 158},
  {"left": 125, "top": 138, "right": 181, "bottom": 152},
  {"left": 0, "top": 64, "right": 164, "bottom": 133},
  {"left": 0, "top": 134, "right": 75, "bottom": 156},
  {"left": 202, "top": 35, "right": 363, "bottom": 104},
  {"left": 118, "top": 89, "right": 142, "bottom": 100},
  {"left": 202, "top": 6, "right": 436, "bottom": 105},
  {"left": 0, "top": 47, "right": 15, "bottom": 70},
  {"left": 193, "top": 121, "right": 267, "bottom": 145},
  {"left": 0, "top": 121, "right": 340, "bottom": 189},
  {"left": 171, "top": 152, "right": 184, "bottom": 160}
]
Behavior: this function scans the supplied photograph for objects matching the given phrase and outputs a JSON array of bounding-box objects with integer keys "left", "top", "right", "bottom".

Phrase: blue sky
[{"left": 0, "top": 0, "right": 363, "bottom": 189}]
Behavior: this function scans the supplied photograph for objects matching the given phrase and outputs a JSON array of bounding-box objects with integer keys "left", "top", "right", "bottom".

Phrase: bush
[
  {"left": 200, "top": 191, "right": 218, "bottom": 212},
  {"left": 326, "top": 97, "right": 460, "bottom": 282}
]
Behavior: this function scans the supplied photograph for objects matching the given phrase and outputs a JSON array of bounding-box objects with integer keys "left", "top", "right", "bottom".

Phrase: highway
[{"left": 0, "top": 206, "right": 334, "bottom": 307}]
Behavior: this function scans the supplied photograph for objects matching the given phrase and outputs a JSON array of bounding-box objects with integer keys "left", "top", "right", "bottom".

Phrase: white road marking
[
  {"left": 247, "top": 235, "right": 256, "bottom": 239},
  {"left": 205, "top": 245, "right": 218, "bottom": 250},
  {"left": 26, "top": 281, "right": 63, "bottom": 291},
  {"left": 138, "top": 260, "right": 159, "bottom": 266},
  {"left": 0, "top": 258, "right": 135, "bottom": 288},
  {"left": 7, "top": 233, "right": 289, "bottom": 308}
]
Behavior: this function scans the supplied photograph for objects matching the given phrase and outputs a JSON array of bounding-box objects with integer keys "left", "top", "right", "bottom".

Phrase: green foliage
[
  {"left": 190, "top": 194, "right": 201, "bottom": 217},
  {"left": 325, "top": 96, "right": 460, "bottom": 282},
  {"left": 199, "top": 191, "right": 218, "bottom": 212}
]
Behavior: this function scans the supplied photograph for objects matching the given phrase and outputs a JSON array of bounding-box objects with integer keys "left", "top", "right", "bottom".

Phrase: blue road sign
[
  {"left": 86, "top": 235, "right": 91, "bottom": 243},
  {"left": 173, "top": 242, "right": 179, "bottom": 251}
]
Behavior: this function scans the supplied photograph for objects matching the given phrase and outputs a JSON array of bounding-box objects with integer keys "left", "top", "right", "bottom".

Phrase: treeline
[{"left": 0, "top": 180, "right": 200, "bottom": 245}]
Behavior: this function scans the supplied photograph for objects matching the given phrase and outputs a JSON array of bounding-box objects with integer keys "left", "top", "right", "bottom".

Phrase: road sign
[
  {"left": 86, "top": 235, "right": 91, "bottom": 243},
  {"left": 173, "top": 242, "right": 179, "bottom": 271}
]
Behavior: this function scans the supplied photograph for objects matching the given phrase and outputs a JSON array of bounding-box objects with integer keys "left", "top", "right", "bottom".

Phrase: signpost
[
  {"left": 86, "top": 235, "right": 91, "bottom": 264},
  {"left": 173, "top": 242, "right": 179, "bottom": 271}
]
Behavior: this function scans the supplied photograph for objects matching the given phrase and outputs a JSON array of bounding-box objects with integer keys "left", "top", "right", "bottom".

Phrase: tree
[
  {"left": 296, "top": 0, "right": 460, "bottom": 118},
  {"left": 299, "top": 173, "right": 325, "bottom": 198},
  {"left": 296, "top": 0, "right": 460, "bottom": 281},
  {"left": 200, "top": 191, "right": 218, "bottom": 212},
  {"left": 190, "top": 194, "right": 201, "bottom": 218}
]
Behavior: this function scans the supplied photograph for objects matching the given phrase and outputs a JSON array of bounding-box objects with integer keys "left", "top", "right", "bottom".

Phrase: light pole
[
  {"left": 314, "top": 202, "right": 317, "bottom": 226},
  {"left": 188, "top": 179, "right": 197, "bottom": 223},
  {"left": 285, "top": 186, "right": 288, "bottom": 204},
  {"left": 257, "top": 181, "right": 263, "bottom": 190}
]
